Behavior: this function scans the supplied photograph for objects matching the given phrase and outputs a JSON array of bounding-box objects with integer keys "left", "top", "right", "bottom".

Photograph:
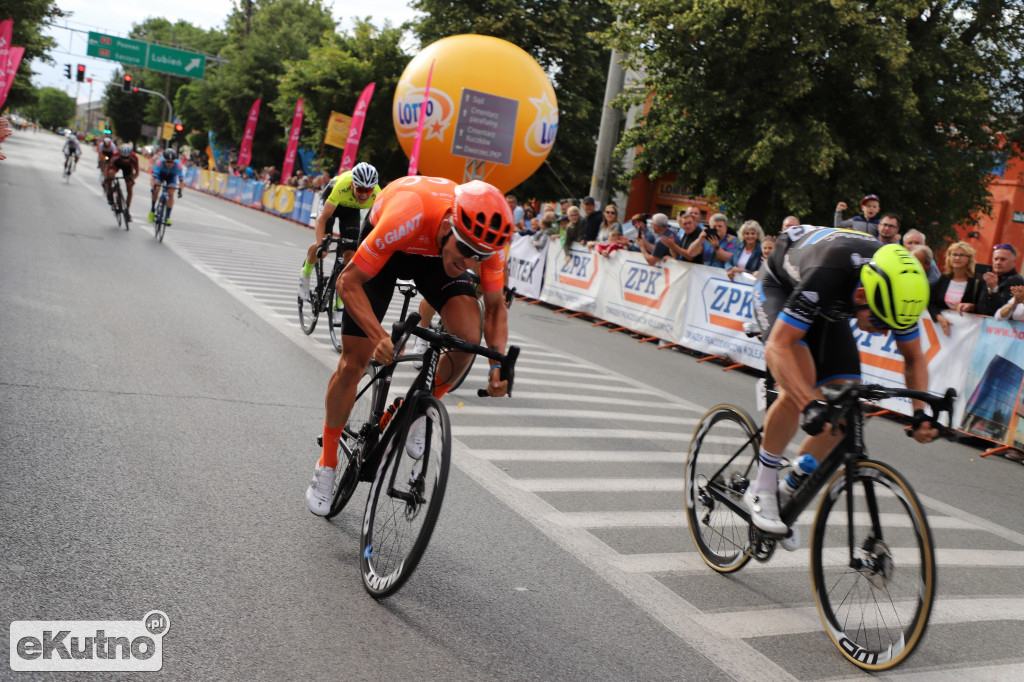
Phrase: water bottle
[{"left": 778, "top": 454, "right": 818, "bottom": 505}]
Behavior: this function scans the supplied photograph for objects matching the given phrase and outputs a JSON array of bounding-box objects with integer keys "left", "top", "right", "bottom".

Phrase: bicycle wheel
[
  {"left": 298, "top": 259, "right": 322, "bottom": 335},
  {"left": 113, "top": 185, "right": 124, "bottom": 228},
  {"left": 154, "top": 194, "right": 167, "bottom": 242},
  {"left": 360, "top": 395, "right": 451, "bottom": 598},
  {"left": 326, "top": 365, "right": 377, "bottom": 519},
  {"left": 448, "top": 297, "right": 485, "bottom": 391},
  {"left": 811, "top": 459, "right": 936, "bottom": 671},
  {"left": 684, "top": 404, "right": 759, "bottom": 573},
  {"left": 328, "top": 289, "right": 344, "bottom": 353}
]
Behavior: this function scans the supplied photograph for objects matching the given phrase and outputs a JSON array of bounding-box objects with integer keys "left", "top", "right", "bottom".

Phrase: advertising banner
[
  {"left": 507, "top": 234, "right": 547, "bottom": 298},
  {"left": 237, "top": 98, "right": 261, "bottom": 167},
  {"left": 539, "top": 243, "right": 601, "bottom": 313},
  {"left": 959, "top": 318, "right": 1024, "bottom": 447},
  {"left": 679, "top": 267, "right": 765, "bottom": 369},
  {"left": 281, "top": 98, "right": 304, "bottom": 181},
  {"left": 597, "top": 251, "right": 692, "bottom": 342},
  {"left": 339, "top": 83, "right": 375, "bottom": 172},
  {"left": 324, "top": 110, "right": 351, "bottom": 149}
]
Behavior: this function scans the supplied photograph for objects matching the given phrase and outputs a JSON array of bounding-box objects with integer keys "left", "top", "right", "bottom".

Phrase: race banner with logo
[
  {"left": 339, "top": 83, "right": 375, "bottom": 172},
  {"left": 237, "top": 98, "right": 261, "bottom": 168},
  {"left": 507, "top": 234, "right": 547, "bottom": 298},
  {"left": 281, "top": 98, "right": 304, "bottom": 181},
  {"left": 596, "top": 250, "right": 691, "bottom": 341},
  {"left": 539, "top": 243, "right": 601, "bottom": 314},
  {"left": 679, "top": 267, "right": 765, "bottom": 369}
]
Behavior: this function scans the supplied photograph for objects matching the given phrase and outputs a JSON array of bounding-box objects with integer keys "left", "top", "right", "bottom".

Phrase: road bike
[
  {"left": 684, "top": 326, "right": 956, "bottom": 671},
  {"left": 298, "top": 234, "right": 346, "bottom": 352},
  {"left": 109, "top": 176, "right": 129, "bottom": 230},
  {"left": 152, "top": 183, "right": 177, "bottom": 243},
  {"left": 319, "top": 282, "right": 519, "bottom": 598},
  {"left": 62, "top": 154, "right": 78, "bottom": 182}
]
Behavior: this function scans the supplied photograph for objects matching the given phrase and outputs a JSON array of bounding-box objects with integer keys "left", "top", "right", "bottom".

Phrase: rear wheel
[
  {"left": 684, "top": 404, "right": 759, "bottom": 573},
  {"left": 360, "top": 396, "right": 450, "bottom": 598},
  {"left": 326, "top": 366, "right": 377, "bottom": 519},
  {"left": 298, "top": 259, "right": 322, "bottom": 335},
  {"left": 811, "top": 460, "right": 936, "bottom": 671}
]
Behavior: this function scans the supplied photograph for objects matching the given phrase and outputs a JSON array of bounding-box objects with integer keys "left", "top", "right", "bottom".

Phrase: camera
[{"left": 704, "top": 225, "right": 717, "bottom": 239}]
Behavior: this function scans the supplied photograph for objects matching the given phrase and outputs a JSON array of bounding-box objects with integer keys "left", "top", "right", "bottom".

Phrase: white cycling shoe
[
  {"left": 743, "top": 487, "right": 788, "bottom": 536},
  {"left": 297, "top": 276, "right": 311, "bottom": 301},
  {"left": 406, "top": 417, "right": 426, "bottom": 460},
  {"left": 306, "top": 465, "right": 336, "bottom": 516}
]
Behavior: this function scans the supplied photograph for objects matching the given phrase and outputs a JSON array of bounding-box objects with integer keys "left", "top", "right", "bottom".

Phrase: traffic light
[
  {"left": 174, "top": 123, "right": 184, "bottom": 133},
  {"left": 63, "top": 64, "right": 71, "bottom": 79},
  {"left": 76, "top": 65, "right": 86, "bottom": 82},
  {"left": 122, "top": 74, "right": 133, "bottom": 92}
]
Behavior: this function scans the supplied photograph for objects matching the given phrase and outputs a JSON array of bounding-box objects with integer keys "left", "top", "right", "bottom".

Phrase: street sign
[
  {"left": 162, "top": 122, "right": 174, "bottom": 141},
  {"left": 86, "top": 32, "right": 206, "bottom": 79}
]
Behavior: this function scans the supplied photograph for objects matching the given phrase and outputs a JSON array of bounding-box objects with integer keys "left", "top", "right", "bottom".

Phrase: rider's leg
[
  {"left": 103, "top": 167, "right": 115, "bottom": 203},
  {"left": 320, "top": 336, "right": 375, "bottom": 468},
  {"left": 164, "top": 187, "right": 176, "bottom": 220}
]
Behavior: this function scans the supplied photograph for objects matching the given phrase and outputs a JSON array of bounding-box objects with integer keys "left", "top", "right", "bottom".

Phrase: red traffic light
[
  {"left": 174, "top": 123, "right": 184, "bottom": 132},
  {"left": 76, "top": 64, "right": 86, "bottom": 82},
  {"left": 122, "top": 74, "right": 133, "bottom": 92}
]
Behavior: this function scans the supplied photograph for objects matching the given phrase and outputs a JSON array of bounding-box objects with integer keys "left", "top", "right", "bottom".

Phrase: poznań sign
[{"left": 86, "top": 32, "right": 206, "bottom": 79}]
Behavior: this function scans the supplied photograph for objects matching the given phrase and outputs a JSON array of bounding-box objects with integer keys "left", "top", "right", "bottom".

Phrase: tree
[
  {"left": 24, "top": 86, "right": 75, "bottom": 129},
  {"left": 602, "top": 0, "right": 1024, "bottom": 237},
  {"left": 277, "top": 18, "right": 410, "bottom": 180},
  {"left": 410, "top": 0, "right": 617, "bottom": 200},
  {"left": 103, "top": 70, "right": 147, "bottom": 143},
  {"left": 3, "top": 0, "right": 65, "bottom": 110}
]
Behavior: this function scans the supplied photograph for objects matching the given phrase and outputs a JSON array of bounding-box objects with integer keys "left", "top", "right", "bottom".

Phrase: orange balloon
[{"left": 393, "top": 34, "right": 558, "bottom": 193}]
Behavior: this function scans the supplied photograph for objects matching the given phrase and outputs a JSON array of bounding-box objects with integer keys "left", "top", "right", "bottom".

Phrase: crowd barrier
[{"left": 508, "top": 234, "right": 1024, "bottom": 452}]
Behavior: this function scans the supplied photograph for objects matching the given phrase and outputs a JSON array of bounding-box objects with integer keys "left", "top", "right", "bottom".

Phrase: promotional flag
[
  {"left": 0, "top": 19, "right": 12, "bottom": 106},
  {"left": 323, "top": 111, "right": 351, "bottom": 149},
  {"left": 338, "top": 82, "right": 375, "bottom": 173},
  {"left": 0, "top": 46, "right": 24, "bottom": 109},
  {"left": 281, "top": 98, "right": 304, "bottom": 181},
  {"left": 406, "top": 60, "right": 435, "bottom": 176},
  {"left": 236, "top": 98, "right": 261, "bottom": 168}
]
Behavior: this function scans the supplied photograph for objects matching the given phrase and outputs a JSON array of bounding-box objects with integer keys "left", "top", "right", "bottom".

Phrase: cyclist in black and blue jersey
[
  {"left": 149, "top": 148, "right": 184, "bottom": 225},
  {"left": 750, "top": 226, "right": 938, "bottom": 547}
]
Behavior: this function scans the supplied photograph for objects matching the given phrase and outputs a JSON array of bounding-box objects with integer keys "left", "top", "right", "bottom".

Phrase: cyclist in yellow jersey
[{"left": 298, "top": 162, "right": 380, "bottom": 301}]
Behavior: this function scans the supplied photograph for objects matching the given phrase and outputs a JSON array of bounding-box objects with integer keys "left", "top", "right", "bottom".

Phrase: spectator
[
  {"left": 559, "top": 198, "right": 572, "bottom": 219},
  {"left": 725, "top": 220, "right": 765, "bottom": 281},
  {"left": 562, "top": 205, "right": 587, "bottom": 255},
  {"left": 636, "top": 213, "right": 679, "bottom": 265},
  {"left": 781, "top": 215, "right": 800, "bottom": 231},
  {"left": 759, "top": 235, "right": 777, "bottom": 271},
  {"left": 0, "top": 116, "right": 12, "bottom": 160},
  {"left": 903, "top": 229, "right": 941, "bottom": 283},
  {"left": 594, "top": 229, "right": 631, "bottom": 257},
  {"left": 672, "top": 211, "right": 705, "bottom": 262},
  {"left": 929, "top": 241, "right": 981, "bottom": 336},
  {"left": 519, "top": 205, "right": 536, "bottom": 234},
  {"left": 593, "top": 204, "right": 621, "bottom": 243},
  {"left": 834, "top": 194, "right": 881, "bottom": 236},
  {"left": 532, "top": 209, "right": 559, "bottom": 250},
  {"left": 976, "top": 244, "right": 1024, "bottom": 316},
  {"left": 506, "top": 193, "right": 524, "bottom": 230},
  {"left": 701, "top": 213, "right": 739, "bottom": 268},
  {"left": 876, "top": 213, "right": 901, "bottom": 245},
  {"left": 993, "top": 285, "right": 1024, "bottom": 322},
  {"left": 581, "top": 196, "right": 603, "bottom": 242}
]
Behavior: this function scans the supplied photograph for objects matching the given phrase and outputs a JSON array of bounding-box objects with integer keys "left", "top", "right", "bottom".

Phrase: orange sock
[
  {"left": 318, "top": 423, "right": 343, "bottom": 469},
  {"left": 432, "top": 378, "right": 454, "bottom": 400}
]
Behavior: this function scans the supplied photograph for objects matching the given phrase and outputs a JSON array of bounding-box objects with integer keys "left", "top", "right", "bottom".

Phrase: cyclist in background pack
[
  {"left": 104, "top": 143, "right": 140, "bottom": 221},
  {"left": 305, "top": 176, "right": 514, "bottom": 515},
  {"left": 62, "top": 132, "right": 81, "bottom": 170},
  {"left": 751, "top": 226, "right": 938, "bottom": 547},
  {"left": 298, "top": 162, "right": 380, "bottom": 302},
  {"left": 149, "top": 148, "right": 184, "bottom": 225}
]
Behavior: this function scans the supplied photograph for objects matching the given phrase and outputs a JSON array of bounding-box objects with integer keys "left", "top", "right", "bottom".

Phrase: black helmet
[{"left": 163, "top": 148, "right": 177, "bottom": 162}]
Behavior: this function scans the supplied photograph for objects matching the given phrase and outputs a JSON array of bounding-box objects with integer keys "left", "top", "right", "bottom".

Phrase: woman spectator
[
  {"left": 532, "top": 209, "right": 559, "bottom": 250},
  {"left": 725, "top": 220, "right": 764, "bottom": 281},
  {"left": 929, "top": 241, "right": 981, "bottom": 335},
  {"left": 593, "top": 204, "right": 621, "bottom": 243},
  {"left": 994, "top": 285, "right": 1024, "bottom": 322},
  {"left": 517, "top": 205, "right": 536, "bottom": 235}
]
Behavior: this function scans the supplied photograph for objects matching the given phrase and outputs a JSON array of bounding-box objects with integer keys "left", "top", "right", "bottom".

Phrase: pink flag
[
  {"left": 406, "top": 60, "right": 436, "bottom": 176},
  {"left": 236, "top": 98, "right": 261, "bottom": 168},
  {"left": 0, "top": 46, "right": 23, "bottom": 110},
  {"left": 281, "top": 98, "right": 304, "bottom": 182},
  {"left": 338, "top": 82, "right": 376, "bottom": 174},
  {"left": 0, "top": 19, "right": 12, "bottom": 106}
]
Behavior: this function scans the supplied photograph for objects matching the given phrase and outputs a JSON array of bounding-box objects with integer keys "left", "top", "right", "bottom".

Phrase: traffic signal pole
[{"left": 132, "top": 86, "right": 174, "bottom": 146}]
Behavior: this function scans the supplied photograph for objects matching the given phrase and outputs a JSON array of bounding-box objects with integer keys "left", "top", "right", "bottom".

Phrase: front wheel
[
  {"left": 328, "top": 287, "right": 343, "bottom": 353},
  {"left": 811, "top": 460, "right": 936, "bottom": 671},
  {"left": 684, "top": 404, "right": 760, "bottom": 573},
  {"left": 298, "top": 259, "right": 322, "bottom": 335},
  {"left": 154, "top": 194, "right": 167, "bottom": 242},
  {"left": 114, "top": 186, "right": 125, "bottom": 229},
  {"left": 360, "top": 395, "right": 451, "bottom": 599}
]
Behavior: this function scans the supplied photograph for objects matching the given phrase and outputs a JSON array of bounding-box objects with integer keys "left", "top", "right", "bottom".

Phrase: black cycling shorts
[
  {"left": 754, "top": 275, "right": 861, "bottom": 386},
  {"left": 340, "top": 253, "right": 476, "bottom": 338},
  {"left": 329, "top": 205, "right": 362, "bottom": 252}
]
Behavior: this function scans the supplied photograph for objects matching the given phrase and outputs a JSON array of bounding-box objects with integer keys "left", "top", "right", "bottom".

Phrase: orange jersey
[{"left": 354, "top": 176, "right": 506, "bottom": 292}]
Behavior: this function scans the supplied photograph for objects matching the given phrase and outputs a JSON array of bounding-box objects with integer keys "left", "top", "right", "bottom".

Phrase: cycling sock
[
  {"left": 301, "top": 261, "right": 314, "bottom": 278},
  {"left": 754, "top": 447, "right": 782, "bottom": 494},
  {"left": 431, "top": 379, "right": 455, "bottom": 400},
  {"left": 165, "top": 207, "right": 172, "bottom": 218},
  {"left": 317, "top": 423, "right": 343, "bottom": 469}
]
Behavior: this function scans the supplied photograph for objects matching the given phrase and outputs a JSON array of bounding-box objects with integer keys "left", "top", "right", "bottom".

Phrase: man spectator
[
  {"left": 701, "top": 213, "right": 739, "bottom": 267},
  {"left": 876, "top": 213, "right": 901, "bottom": 245},
  {"left": 671, "top": 211, "right": 706, "bottom": 262},
  {"left": 903, "top": 229, "right": 940, "bottom": 283},
  {"left": 835, "top": 194, "right": 881, "bottom": 236},
  {"left": 636, "top": 213, "right": 679, "bottom": 265},
  {"left": 506, "top": 193, "right": 524, "bottom": 230},
  {"left": 781, "top": 215, "right": 800, "bottom": 231},
  {"left": 582, "top": 196, "right": 604, "bottom": 242},
  {"left": 976, "top": 245, "right": 1024, "bottom": 316}
]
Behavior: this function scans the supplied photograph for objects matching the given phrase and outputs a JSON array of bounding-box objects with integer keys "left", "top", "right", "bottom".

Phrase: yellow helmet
[{"left": 860, "top": 244, "right": 929, "bottom": 330}]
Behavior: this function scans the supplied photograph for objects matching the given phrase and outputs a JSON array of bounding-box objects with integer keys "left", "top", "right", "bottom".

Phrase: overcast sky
[{"left": 33, "top": 1, "right": 421, "bottom": 103}]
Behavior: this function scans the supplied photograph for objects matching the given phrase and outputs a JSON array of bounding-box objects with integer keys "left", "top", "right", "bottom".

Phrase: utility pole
[{"left": 588, "top": 46, "right": 626, "bottom": 208}]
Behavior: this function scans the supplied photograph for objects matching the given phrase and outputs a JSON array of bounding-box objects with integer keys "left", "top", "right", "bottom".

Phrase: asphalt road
[{"left": 2, "top": 129, "right": 1023, "bottom": 681}]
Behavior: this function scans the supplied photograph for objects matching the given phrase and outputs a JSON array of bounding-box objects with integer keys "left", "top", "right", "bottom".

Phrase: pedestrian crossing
[{"left": 168, "top": 229, "right": 1024, "bottom": 679}]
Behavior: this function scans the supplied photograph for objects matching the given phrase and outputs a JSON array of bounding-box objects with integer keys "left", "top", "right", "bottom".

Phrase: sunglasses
[
  {"left": 450, "top": 227, "right": 494, "bottom": 261},
  {"left": 854, "top": 303, "right": 892, "bottom": 332},
  {"left": 605, "top": 210, "right": 616, "bottom": 214},
  {"left": 994, "top": 244, "right": 1017, "bottom": 255}
]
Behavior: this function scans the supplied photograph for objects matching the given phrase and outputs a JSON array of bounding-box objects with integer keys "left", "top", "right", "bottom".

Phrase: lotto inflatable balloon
[{"left": 393, "top": 34, "right": 558, "bottom": 193}]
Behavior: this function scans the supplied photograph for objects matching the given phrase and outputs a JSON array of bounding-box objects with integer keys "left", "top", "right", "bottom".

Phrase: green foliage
[
  {"left": 603, "top": 0, "right": 1024, "bottom": 238},
  {"left": 410, "top": 0, "right": 616, "bottom": 201},
  {"left": 24, "top": 86, "right": 75, "bottom": 129},
  {"left": 4, "top": 0, "right": 65, "bottom": 110}
]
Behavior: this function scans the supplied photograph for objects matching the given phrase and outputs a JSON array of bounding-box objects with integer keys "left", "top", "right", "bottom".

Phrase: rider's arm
[
  {"left": 313, "top": 199, "right": 337, "bottom": 247},
  {"left": 894, "top": 334, "right": 939, "bottom": 442},
  {"left": 481, "top": 288, "right": 509, "bottom": 396}
]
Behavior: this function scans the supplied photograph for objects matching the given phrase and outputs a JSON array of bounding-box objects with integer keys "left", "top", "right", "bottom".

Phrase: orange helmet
[{"left": 452, "top": 181, "right": 513, "bottom": 254}]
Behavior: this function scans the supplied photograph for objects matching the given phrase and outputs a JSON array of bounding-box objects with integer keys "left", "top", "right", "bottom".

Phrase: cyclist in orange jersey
[{"left": 306, "top": 176, "right": 514, "bottom": 515}]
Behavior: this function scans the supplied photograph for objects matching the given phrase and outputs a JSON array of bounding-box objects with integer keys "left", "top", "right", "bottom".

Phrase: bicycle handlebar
[
  {"left": 315, "top": 233, "right": 346, "bottom": 260},
  {"left": 821, "top": 382, "right": 958, "bottom": 439},
  {"left": 389, "top": 312, "right": 519, "bottom": 398}
]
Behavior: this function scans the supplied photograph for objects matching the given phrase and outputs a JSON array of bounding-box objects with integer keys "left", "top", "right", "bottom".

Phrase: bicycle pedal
[{"left": 316, "top": 435, "right": 323, "bottom": 447}]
